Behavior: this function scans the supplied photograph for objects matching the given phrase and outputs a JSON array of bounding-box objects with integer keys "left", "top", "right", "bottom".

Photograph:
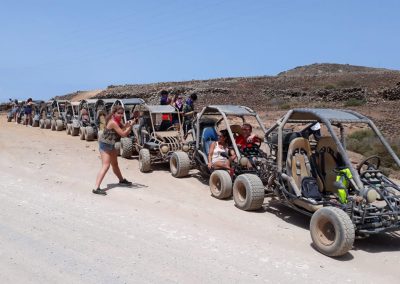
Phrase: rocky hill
[
  {"left": 54, "top": 63, "right": 400, "bottom": 137},
  {"left": 277, "top": 63, "right": 395, "bottom": 77}
]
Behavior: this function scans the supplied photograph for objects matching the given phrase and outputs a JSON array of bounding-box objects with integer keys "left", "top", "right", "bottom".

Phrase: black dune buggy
[
  {"left": 169, "top": 105, "right": 270, "bottom": 210},
  {"left": 263, "top": 108, "right": 400, "bottom": 257}
]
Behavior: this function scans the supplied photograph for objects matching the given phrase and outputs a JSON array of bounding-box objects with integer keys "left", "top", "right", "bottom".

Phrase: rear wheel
[
  {"left": 170, "top": 151, "right": 191, "bottom": 178},
  {"left": 45, "top": 119, "right": 51, "bottom": 129},
  {"left": 114, "top": 142, "right": 121, "bottom": 156},
  {"left": 209, "top": 170, "right": 232, "bottom": 199},
  {"left": 51, "top": 120, "right": 56, "bottom": 131},
  {"left": 85, "top": 126, "right": 95, "bottom": 141},
  {"left": 66, "top": 124, "right": 71, "bottom": 135},
  {"left": 139, "top": 148, "right": 151, "bottom": 172},
  {"left": 79, "top": 127, "right": 86, "bottom": 140},
  {"left": 71, "top": 127, "right": 79, "bottom": 136},
  {"left": 233, "top": 174, "right": 264, "bottom": 211},
  {"left": 56, "top": 119, "right": 64, "bottom": 131},
  {"left": 310, "top": 207, "right": 355, "bottom": 257},
  {"left": 120, "top": 138, "right": 133, "bottom": 158},
  {"left": 39, "top": 119, "right": 44, "bottom": 129}
]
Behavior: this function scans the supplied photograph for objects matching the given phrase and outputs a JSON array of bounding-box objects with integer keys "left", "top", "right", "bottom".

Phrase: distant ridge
[{"left": 277, "top": 63, "right": 399, "bottom": 77}]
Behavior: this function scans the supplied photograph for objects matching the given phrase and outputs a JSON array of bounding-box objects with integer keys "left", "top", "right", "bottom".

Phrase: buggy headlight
[
  {"left": 161, "top": 145, "right": 169, "bottom": 153},
  {"left": 182, "top": 144, "right": 189, "bottom": 152},
  {"left": 239, "top": 157, "right": 249, "bottom": 167}
]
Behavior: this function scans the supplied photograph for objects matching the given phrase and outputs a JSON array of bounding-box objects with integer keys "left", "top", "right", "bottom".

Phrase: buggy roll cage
[
  {"left": 144, "top": 104, "right": 183, "bottom": 134},
  {"left": 195, "top": 105, "right": 266, "bottom": 162},
  {"left": 112, "top": 98, "right": 145, "bottom": 123},
  {"left": 265, "top": 108, "right": 400, "bottom": 190}
]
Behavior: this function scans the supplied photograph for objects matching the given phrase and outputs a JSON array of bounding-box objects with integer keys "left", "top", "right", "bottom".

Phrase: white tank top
[{"left": 211, "top": 142, "right": 227, "bottom": 163}]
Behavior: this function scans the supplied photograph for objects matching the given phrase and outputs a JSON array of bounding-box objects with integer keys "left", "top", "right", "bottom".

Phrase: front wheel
[
  {"left": 79, "top": 127, "right": 86, "bottom": 140},
  {"left": 170, "top": 151, "right": 191, "bottom": 178},
  {"left": 139, "top": 148, "right": 151, "bottom": 173},
  {"left": 209, "top": 170, "right": 232, "bottom": 199},
  {"left": 310, "top": 207, "right": 355, "bottom": 257},
  {"left": 120, "top": 137, "right": 133, "bottom": 158},
  {"left": 233, "top": 174, "right": 264, "bottom": 211},
  {"left": 85, "top": 126, "right": 95, "bottom": 141}
]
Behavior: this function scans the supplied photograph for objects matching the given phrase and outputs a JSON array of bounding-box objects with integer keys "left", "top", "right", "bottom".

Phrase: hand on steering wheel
[{"left": 247, "top": 136, "right": 261, "bottom": 147}]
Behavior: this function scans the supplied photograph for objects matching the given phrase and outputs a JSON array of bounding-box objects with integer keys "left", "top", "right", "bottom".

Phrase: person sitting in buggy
[
  {"left": 234, "top": 123, "right": 261, "bottom": 150},
  {"left": 207, "top": 130, "right": 232, "bottom": 171},
  {"left": 81, "top": 108, "right": 90, "bottom": 124},
  {"left": 230, "top": 123, "right": 263, "bottom": 166}
]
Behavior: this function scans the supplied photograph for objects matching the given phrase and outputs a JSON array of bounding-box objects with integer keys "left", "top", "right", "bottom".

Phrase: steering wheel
[
  {"left": 357, "top": 155, "right": 381, "bottom": 175},
  {"left": 166, "top": 125, "right": 177, "bottom": 131}
]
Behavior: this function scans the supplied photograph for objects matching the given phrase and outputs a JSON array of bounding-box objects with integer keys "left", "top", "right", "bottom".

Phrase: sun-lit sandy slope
[{"left": 0, "top": 115, "right": 399, "bottom": 283}]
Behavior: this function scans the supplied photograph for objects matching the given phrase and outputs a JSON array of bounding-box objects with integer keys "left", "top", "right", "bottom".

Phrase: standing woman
[
  {"left": 93, "top": 106, "right": 133, "bottom": 195},
  {"left": 24, "top": 98, "right": 33, "bottom": 126}
]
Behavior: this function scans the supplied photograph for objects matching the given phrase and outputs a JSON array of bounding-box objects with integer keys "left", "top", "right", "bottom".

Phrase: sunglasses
[{"left": 116, "top": 112, "right": 124, "bottom": 115}]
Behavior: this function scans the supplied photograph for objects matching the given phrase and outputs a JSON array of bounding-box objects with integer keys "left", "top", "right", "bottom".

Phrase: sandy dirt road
[{"left": 0, "top": 115, "right": 399, "bottom": 283}]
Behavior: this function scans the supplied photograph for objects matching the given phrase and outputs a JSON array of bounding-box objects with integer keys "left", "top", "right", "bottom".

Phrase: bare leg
[
  {"left": 212, "top": 160, "right": 230, "bottom": 170},
  {"left": 110, "top": 150, "right": 124, "bottom": 181},
  {"left": 95, "top": 151, "right": 111, "bottom": 189}
]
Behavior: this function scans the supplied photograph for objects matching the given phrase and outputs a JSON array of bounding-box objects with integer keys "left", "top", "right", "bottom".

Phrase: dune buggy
[
  {"left": 169, "top": 105, "right": 270, "bottom": 210},
  {"left": 7, "top": 100, "right": 24, "bottom": 123},
  {"left": 137, "top": 104, "right": 186, "bottom": 172},
  {"left": 264, "top": 108, "right": 400, "bottom": 256},
  {"left": 93, "top": 98, "right": 117, "bottom": 139},
  {"left": 77, "top": 99, "right": 99, "bottom": 141},
  {"left": 31, "top": 100, "right": 45, "bottom": 127},
  {"left": 65, "top": 101, "right": 80, "bottom": 136},
  {"left": 50, "top": 100, "right": 70, "bottom": 131},
  {"left": 111, "top": 98, "right": 145, "bottom": 158},
  {"left": 39, "top": 101, "right": 53, "bottom": 129}
]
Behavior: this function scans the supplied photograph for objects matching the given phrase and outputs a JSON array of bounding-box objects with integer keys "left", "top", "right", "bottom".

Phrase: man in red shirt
[{"left": 235, "top": 123, "right": 260, "bottom": 151}]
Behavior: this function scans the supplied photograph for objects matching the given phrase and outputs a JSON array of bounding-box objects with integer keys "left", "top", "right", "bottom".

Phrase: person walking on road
[
  {"left": 24, "top": 98, "right": 33, "bottom": 126},
  {"left": 93, "top": 106, "right": 134, "bottom": 195}
]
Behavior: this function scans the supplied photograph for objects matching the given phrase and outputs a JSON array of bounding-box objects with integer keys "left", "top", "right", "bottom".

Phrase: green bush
[
  {"left": 280, "top": 103, "right": 291, "bottom": 110},
  {"left": 347, "top": 129, "right": 400, "bottom": 170},
  {"left": 324, "top": 84, "right": 336, "bottom": 90},
  {"left": 344, "top": 98, "right": 366, "bottom": 107},
  {"left": 337, "top": 80, "right": 357, "bottom": 88}
]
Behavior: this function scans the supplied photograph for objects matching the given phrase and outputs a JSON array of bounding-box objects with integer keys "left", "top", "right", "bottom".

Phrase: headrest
[{"left": 230, "top": 124, "right": 242, "bottom": 135}]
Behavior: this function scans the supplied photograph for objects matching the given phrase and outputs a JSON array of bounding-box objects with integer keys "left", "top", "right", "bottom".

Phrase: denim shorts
[{"left": 99, "top": 141, "right": 115, "bottom": 153}]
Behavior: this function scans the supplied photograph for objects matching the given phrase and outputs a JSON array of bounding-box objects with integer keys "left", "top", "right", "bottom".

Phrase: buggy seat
[
  {"left": 286, "top": 137, "right": 323, "bottom": 194},
  {"left": 316, "top": 136, "right": 343, "bottom": 193},
  {"left": 202, "top": 127, "right": 218, "bottom": 157}
]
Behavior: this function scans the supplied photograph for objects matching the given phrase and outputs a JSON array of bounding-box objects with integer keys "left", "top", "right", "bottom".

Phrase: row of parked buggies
[{"left": 8, "top": 98, "right": 400, "bottom": 257}]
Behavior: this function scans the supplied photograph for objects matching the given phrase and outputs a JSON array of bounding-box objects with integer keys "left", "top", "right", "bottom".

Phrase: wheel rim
[
  {"left": 170, "top": 156, "right": 177, "bottom": 174},
  {"left": 235, "top": 180, "right": 247, "bottom": 202},
  {"left": 210, "top": 174, "right": 221, "bottom": 194},
  {"left": 316, "top": 217, "right": 336, "bottom": 246}
]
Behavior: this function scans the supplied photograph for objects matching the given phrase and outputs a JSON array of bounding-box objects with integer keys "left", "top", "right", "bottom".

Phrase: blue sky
[{"left": 1, "top": 0, "right": 400, "bottom": 101}]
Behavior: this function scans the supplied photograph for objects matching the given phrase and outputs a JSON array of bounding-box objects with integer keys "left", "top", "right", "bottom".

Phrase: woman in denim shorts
[{"left": 93, "top": 106, "right": 134, "bottom": 195}]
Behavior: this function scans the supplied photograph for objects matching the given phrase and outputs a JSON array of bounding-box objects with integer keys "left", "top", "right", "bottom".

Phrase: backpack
[{"left": 301, "top": 177, "right": 322, "bottom": 200}]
